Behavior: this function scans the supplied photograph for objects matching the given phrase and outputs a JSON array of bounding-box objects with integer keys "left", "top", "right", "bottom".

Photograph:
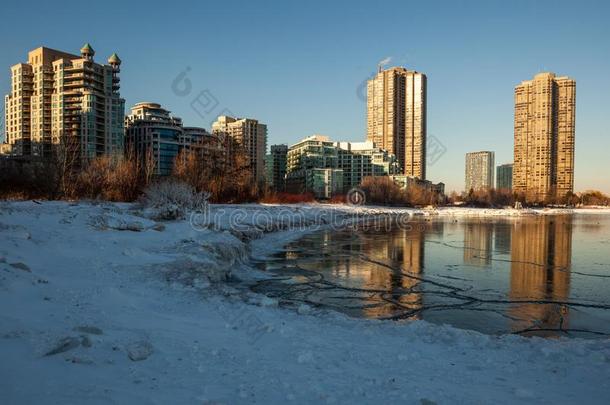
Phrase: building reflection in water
[
  {"left": 460, "top": 218, "right": 572, "bottom": 335},
  {"left": 463, "top": 221, "right": 494, "bottom": 266},
  {"left": 360, "top": 225, "right": 427, "bottom": 319},
  {"left": 279, "top": 217, "right": 574, "bottom": 335},
  {"left": 509, "top": 216, "right": 572, "bottom": 336},
  {"left": 493, "top": 222, "right": 512, "bottom": 255},
  {"left": 300, "top": 223, "right": 438, "bottom": 319}
]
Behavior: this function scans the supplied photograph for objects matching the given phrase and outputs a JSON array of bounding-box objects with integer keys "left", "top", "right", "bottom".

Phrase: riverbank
[{"left": 1, "top": 201, "right": 610, "bottom": 404}]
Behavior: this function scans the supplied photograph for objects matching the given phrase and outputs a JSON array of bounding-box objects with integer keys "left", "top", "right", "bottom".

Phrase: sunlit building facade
[
  {"left": 334, "top": 140, "right": 398, "bottom": 191},
  {"left": 285, "top": 135, "right": 342, "bottom": 198},
  {"left": 286, "top": 135, "right": 399, "bottom": 197},
  {"left": 465, "top": 151, "right": 495, "bottom": 192},
  {"left": 367, "top": 66, "right": 426, "bottom": 179},
  {"left": 513, "top": 72, "right": 576, "bottom": 202},
  {"left": 4, "top": 44, "right": 124, "bottom": 158},
  {"left": 212, "top": 115, "right": 267, "bottom": 184}
]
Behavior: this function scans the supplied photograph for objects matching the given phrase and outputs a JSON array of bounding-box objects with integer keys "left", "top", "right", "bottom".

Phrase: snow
[{"left": 1, "top": 201, "right": 609, "bottom": 404}]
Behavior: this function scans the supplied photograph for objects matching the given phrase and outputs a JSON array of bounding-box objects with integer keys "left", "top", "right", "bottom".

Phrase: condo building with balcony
[
  {"left": 465, "top": 151, "right": 495, "bottom": 192},
  {"left": 285, "top": 135, "right": 400, "bottom": 199},
  {"left": 367, "top": 66, "right": 427, "bottom": 179},
  {"left": 334, "top": 140, "right": 399, "bottom": 191},
  {"left": 513, "top": 72, "right": 576, "bottom": 202},
  {"left": 125, "top": 102, "right": 212, "bottom": 176},
  {"left": 4, "top": 44, "right": 124, "bottom": 158},
  {"left": 285, "top": 135, "right": 342, "bottom": 198}
]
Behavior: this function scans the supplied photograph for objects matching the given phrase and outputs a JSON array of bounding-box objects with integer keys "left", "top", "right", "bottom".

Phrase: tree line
[{"left": 1, "top": 137, "right": 608, "bottom": 207}]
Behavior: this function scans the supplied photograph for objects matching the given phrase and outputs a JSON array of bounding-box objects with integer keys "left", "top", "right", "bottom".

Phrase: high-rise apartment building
[
  {"left": 265, "top": 144, "right": 288, "bottom": 192},
  {"left": 125, "top": 102, "right": 212, "bottom": 175},
  {"left": 4, "top": 44, "right": 124, "bottom": 158},
  {"left": 496, "top": 163, "right": 513, "bottom": 190},
  {"left": 465, "top": 151, "right": 495, "bottom": 191},
  {"left": 212, "top": 115, "right": 267, "bottom": 184},
  {"left": 513, "top": 72, "right": 576, "bottom": 202},
  {"left": 367, "top": 66, "right": 426, "bottom": 179}
]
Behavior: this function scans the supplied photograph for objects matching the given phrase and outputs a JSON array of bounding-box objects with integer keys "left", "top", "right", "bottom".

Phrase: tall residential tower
[
  {"left": 465, "top": 151, "right": 495, "bottom": 192},
  {"left": 367, "top": 67, "right": 427, "bottom": 179},
  {"left": 513, "top": 72, "right": 576, "bottom": 202},
  {"left": 4, "top": 44, "right": 124, "bottom": 158}
]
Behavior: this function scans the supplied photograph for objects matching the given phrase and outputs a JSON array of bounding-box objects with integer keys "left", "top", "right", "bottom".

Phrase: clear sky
[{"left": 1, "top": 0, "right": 609, "bottom": 193}]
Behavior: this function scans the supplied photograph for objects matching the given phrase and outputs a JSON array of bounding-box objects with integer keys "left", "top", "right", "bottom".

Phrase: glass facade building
[
  {"left": 125, "top": 102, "right": 211, "bottom": 176},
  {"left": 265, "top": 144, "right": 288, "bottom": 192},
  {"left": 496, "top": 163, "right": 513, "bottom": 190}
]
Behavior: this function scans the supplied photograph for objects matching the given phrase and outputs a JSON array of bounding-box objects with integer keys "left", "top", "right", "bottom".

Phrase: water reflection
[
  {"left": 360, "top": 226, "right": 426, "bottom": 319},
  {"left": 509, "top": 217, "right": 572, "bottom": 336},
  {"left": 464, "top": 222, "right": 494, "bottom": 266},
  {"left": 256, "top": 215, "right": 610, "bottom": 337}
]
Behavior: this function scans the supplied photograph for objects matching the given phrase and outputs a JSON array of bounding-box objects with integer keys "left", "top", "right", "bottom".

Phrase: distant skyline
[{"left": 1, "top": 0, "right": 609, "bottom": 193}]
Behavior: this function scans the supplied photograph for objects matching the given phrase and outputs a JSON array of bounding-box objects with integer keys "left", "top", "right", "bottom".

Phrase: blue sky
[{"left": 1, "top": 0, "right": 609, "bottom": 193}]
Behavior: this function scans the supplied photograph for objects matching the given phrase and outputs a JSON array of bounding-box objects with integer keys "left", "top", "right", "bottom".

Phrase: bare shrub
[
  {"left": 407, "top": 183, "right": 444, "bottom": 206},
  {"left": 143, "top": 180, "right": 210, "bottom": 220},
  {"left": 173, "top": 135, "right": 258, "bottom": 203},
  {"left": 73, "top": 152, "right": 149, "bottom": 202},
  {"left": 458, "top": 188, "right": 516, "bottom": 207},
  {"left": 360, "top": 177, "right": 409, "bottom": 206},
  {"left": 578, "top": 190, "right": 609, "bottom": 206},
  {"left": 0, "top": 144, "right": 152, "bottom": 202}
]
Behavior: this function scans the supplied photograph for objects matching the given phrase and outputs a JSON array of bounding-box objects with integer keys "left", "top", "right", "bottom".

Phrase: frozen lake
[{"left": 253, "top": 214, "right": 610, "bottom": 338}]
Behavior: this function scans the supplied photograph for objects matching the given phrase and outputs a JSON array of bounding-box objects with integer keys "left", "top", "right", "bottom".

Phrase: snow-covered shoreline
[{"left": 1, "top": 201, "right": 610, "bottom": 404}]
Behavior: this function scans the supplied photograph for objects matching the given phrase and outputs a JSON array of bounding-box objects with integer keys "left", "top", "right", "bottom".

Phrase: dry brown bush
[
  {"left": 0, "top": 144, "right": 153, "bottom": 202},
  {"left": 457, "top": 188, "right": 516, "bottom": 207},
  {"left": 360, "top": 177, "right": 409, "bottom": 206},
  {"left": 579, "top": 190, "right": 610, "bottom": 206},
  {"left": 173, "top": 135, "right": 258, "bottom": 203}
]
